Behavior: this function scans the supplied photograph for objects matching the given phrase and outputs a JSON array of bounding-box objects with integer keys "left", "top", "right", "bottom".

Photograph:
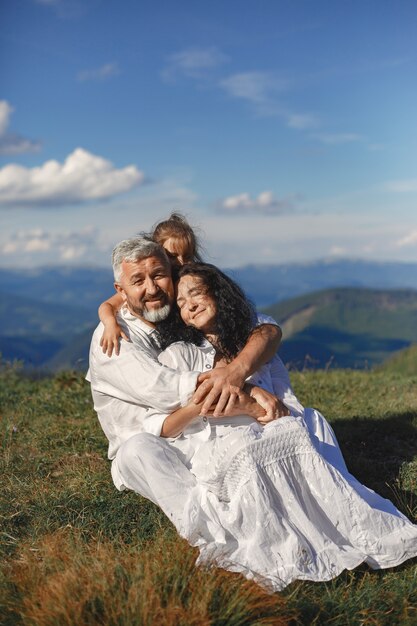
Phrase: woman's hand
[
  {"left": 245, "top": 385, "right": 290, "bottom": 423},
  {"left": 100, "top": 321, "right": 129, "bottom": 357},
  {"left": 194, "top": 363, "right": 247, "bottom": 416}
]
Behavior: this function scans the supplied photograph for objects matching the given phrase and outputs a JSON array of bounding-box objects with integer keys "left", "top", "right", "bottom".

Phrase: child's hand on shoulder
[{"left": 100, "top": 321, "right": 129, "bottom": 357}]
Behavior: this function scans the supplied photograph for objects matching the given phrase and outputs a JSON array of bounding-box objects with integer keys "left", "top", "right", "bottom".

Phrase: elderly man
[{"left": 87, "top": 236, "right": 284, "bottom": 528}]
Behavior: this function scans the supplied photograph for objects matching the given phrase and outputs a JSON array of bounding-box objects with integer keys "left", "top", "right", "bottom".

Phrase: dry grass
[{"left": 2, "top": 529, "right": 293, "bottom": 626}]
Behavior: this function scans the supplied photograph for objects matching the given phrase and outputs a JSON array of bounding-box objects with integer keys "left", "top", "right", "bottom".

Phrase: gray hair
[{"left": 112, "top": 237, "right": 168, "bottom": 283}]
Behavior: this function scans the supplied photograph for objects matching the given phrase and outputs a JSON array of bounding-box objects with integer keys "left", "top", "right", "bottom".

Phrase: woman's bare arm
[
  {"left": 160, "top": 387, "right": 267, "bottom": 438},
  {"left": 160, "top": 400, "right": 203, "bottom": 438}
]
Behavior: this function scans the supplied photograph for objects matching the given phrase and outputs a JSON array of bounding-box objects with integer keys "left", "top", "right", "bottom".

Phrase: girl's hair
[
  {"left": 151, "top": 212, "right": 203, "bottom": 262},
  {"left": 156, "top": 262, "right": 256, "bottom": 361}
]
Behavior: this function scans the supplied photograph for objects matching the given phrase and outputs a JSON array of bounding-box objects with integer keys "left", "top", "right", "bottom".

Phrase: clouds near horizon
[
  {"left": 0, "top": 148, "right": 144, "bottom": 207},
  {"left": 218, "top": 191, "right": 297, "bottom": 216},
  {"left": 1, "top": 226, "right": 99, "bottom": 262},
  {"left": 384, "top": 179, "right": 417, "bottom": 193}
]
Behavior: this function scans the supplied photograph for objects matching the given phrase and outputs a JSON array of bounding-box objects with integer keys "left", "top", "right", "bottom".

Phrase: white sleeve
[
  {"left": 255, "top": 312, "right": 279, "bottom": 327},
  {"left": 89, "top": 326, "right": 199, "bottom": 413},
  {"left": 269, "top": 354, "right": 304, "bottom": 416},
  {"left": 158, "top": 341, "right": 204, "bottom": 373},
  {"left": 141, "top": 342, "right": 204, "bottom": 437}
]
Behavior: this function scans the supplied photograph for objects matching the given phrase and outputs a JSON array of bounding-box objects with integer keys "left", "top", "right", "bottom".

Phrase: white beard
[{"left": 141, "top": 303, "right": 171, "bottom": 323}]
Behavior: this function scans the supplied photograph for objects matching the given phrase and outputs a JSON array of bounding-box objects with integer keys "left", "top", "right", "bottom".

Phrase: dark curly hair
[{"left": 156, "top": 263, "right": 256, "bottom": 361}]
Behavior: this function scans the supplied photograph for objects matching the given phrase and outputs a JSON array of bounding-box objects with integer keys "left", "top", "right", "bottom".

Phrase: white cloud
[
  {"left": 219, "top": 73, "right": 318, "bottom": 128},
  {"left": 0, "top": 148, "right": 144, "bottom": 207},
  {"left": 165, "top": 54, "right": 317, "bottom": 132},
  {"left": 77, "top": 62, "right": 120, "bottom": 82},
  {"left": 220, "top": 72, "right": 289, "bottom": 108},
  {"left": 218, "top": 191, "right": 296, "bottom": 216},
  {"left": 1, "top": 226, "right": 98, "bottom": 262},
  {"left": 384, "top": 179, "right": 417, "bottom": 193},
  {"left": 395, "top": 230, "right": 417, "bottom": 248},
  {"left": 311, "top": 133, "right": 362, "bottom": 145},
  {"left": 287, "top": 113, "right": 319, "bottom": 130},
  {"left": 162, "top": 47, "right": 228, "bottom": 81},
  {"left": 0, "top": 99, "right": 41, "bottom": 156},
  {"left": 0, "top": 101, "right": 12, "bottom": 135},
  {"left": 328, "top": 245, "right": 347, "bottom": 256},
  {"left": 202, "top": 211, "right": 417, "bottom": 268}
]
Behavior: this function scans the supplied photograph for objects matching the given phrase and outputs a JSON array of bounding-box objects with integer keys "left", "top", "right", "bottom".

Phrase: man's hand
[
  {"left": 246, "top": 385, "right": 290, "bottom": 424},
  {"left": 193, "top": 363, "right": 246, "bottom": 416},
  {"left": 205, "top": 388, "right": 265, "bottom": 420}
]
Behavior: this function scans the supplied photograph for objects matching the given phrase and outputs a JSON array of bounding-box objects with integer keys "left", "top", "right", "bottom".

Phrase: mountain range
[
  {"left": 2, "top": 258, "right": 417, "bottom": 370},
  {"left": 264, "top": 287, "right": 417, "bottom": 369}
]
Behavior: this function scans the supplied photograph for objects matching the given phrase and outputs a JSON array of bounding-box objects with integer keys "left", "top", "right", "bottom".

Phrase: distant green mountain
[
  {"left": 0, "top": 293, "right": 96, "bottom": 367},
  {"left": 46, "top": 326, "right": 95, "bottom": 372},
  {"left": 0, "top": 266, "right": 114, "bottom": 310},
  {"left": 264, "top": 288, "right": 417, "bottom": 369},
  {"left": 3, "top": 285, "right": 417, "bottom": 371}
]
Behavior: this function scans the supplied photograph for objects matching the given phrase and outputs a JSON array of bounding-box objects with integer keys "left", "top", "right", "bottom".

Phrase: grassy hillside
[
  {"left": 377, "top": 343, "right": 417, "bottom": 376},
  {"left": 1, "top": 361, "right": 416, "bottom": 625},
  {"left": 265, "top": 287, "right": 417, "bottom": 369}
]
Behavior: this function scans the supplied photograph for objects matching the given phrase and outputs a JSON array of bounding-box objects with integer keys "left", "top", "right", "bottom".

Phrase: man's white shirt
[{"left": 86, "top": 306, "right": 200, "bottom": 481}]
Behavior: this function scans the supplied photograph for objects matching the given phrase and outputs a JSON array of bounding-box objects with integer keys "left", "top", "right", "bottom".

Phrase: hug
[{"left": 87, "top": 214, "right": 417, "bottom": 591}]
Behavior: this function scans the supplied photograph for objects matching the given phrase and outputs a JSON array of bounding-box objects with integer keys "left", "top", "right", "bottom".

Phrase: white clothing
[
  {"left": 87, "top": 308, "right": 279, "bottom": 490},
  {"left": 114, "top": 433, "right": 198, "bottom": 529},
  {"left": 86, "top": 306, "right": 200, "bottom": 488},
  {"left": 155, "top": 339, "right": 348, "bottom": 476},
  {"left": 155, "top": 341, "right": 417, "bottom": 591}
]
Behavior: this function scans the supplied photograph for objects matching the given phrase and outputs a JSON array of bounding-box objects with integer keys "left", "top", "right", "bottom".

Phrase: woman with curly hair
[
  {"left": 145, "top": 263, "right": 417, "bottom": 592},
  {"left": 157, "top": 262, "right": 257, "bottom": 361}
]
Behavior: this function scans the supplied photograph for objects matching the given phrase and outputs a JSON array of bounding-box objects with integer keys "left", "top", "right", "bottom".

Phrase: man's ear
[{"left": 114, "top": 283, "right": 127, "bottom": 302}]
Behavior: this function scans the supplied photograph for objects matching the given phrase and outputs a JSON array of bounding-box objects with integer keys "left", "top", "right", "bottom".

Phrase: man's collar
[{"left": 119, "top": 306, "right": 157, "bottom": 335}]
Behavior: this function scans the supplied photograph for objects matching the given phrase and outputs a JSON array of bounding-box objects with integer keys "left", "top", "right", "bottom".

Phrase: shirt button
[
  {"left": 210, "top": 349, "right": 215, "bottom": 355},
  {"left": 202, "top": 416, "right": 208, "bottom": 422},
  {"left": 205, "top": 364, "right": 212, "bottom": 369}
]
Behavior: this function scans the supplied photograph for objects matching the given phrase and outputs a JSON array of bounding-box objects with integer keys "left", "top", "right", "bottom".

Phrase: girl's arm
[{"left": 98, "top": 293, "right": 129, "bottom": 356}]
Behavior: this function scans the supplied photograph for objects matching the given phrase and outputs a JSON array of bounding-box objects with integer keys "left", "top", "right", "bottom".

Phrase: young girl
[{"left": 99, "top": 213, "right": 203, "bottom": 356}]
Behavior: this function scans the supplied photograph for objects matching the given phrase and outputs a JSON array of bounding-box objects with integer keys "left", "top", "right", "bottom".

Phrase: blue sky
[{"left": 1, "top": 0, "right": 417, "bottom": 268}]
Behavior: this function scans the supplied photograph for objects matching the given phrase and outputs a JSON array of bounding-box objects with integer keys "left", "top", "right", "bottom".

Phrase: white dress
[{"left": 158, "top": 341, "right": 417, "bottom": 591}]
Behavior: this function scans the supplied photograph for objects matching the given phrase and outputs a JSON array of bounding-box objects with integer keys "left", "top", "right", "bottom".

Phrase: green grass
[{"left": 1, "top": 362, "right": 416, "bottom": 625}]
